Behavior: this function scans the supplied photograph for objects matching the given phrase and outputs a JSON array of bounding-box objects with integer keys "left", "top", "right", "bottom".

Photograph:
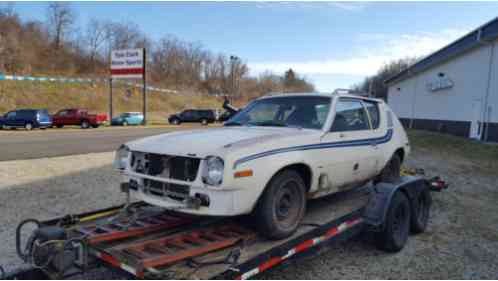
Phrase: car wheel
[
  {"left": 81, "top": 120, "right": 90, "bottom": 129},
  {"left": 411, "top": 188, "right": 431, "bottom": 234},
  {"left": 378, "top": 153, "right": 401, "bottom": 183},
  {"left": 171, "top": 119, "right": 180, "bottom": 125},
  {"left": 123, "top": 121, "right": 128, "bottom": 126},
  {"left": 254, "top": 170, "right": 306, "bottom": 240},
  {"left": 25, "top": 122, "right": 33, "bottom": 131},
  {"left": 201, "top": 119, "right": 208, "bottom": 126}
]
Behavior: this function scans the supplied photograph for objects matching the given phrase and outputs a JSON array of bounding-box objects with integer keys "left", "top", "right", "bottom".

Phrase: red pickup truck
[{"left": 52, "top": 109, "right": 108, "bottom": 129}]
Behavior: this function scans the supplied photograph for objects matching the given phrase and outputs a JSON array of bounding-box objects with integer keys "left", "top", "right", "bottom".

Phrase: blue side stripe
[{"left": 234, "top": 129, "right": 393, "bottom": 168}]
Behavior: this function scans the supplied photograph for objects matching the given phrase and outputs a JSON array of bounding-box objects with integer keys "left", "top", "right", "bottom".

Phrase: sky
[{"left": 5, "top": 1, "right": 498, "bottom": 92}]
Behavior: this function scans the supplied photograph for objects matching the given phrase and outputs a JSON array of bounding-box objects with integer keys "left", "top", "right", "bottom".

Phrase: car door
[
  {"left": 13, "top": 110, "right": 26, "bottom": 127},
  {"left": 183, "top": 110, "right": 195, "bottom": 122},
  {"left": 4, "top": 111, "right": 16, "bottom": 127},
  {"left": 362, "top": 100, "right": 387, "bottom": 176},
  {"left": 321, "top": 98, "right": 376, "bottom": 190}
]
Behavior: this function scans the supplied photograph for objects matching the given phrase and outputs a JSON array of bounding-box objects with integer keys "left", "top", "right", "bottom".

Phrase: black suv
[
  {"left": 168, "top": 109, "right": 216, "bottom": 125},
  {"left": 1, "top": 109, "right": 52, "bottom": 130}
]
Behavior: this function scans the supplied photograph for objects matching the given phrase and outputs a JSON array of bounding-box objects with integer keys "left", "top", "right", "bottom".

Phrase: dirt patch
[{"left": 0, "top": 134, "right": 497, "bottom": 278}]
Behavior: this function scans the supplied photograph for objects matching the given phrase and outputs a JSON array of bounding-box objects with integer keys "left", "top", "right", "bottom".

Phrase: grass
[
  {"left": 0, "top": 80, "right": 222, "bottom": 123},
  {"left": 408, "top": 129, "right": 498, "bottom": 170}
]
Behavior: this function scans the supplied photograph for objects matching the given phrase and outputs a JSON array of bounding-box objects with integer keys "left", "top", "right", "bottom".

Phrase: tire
[
  {"left": 254, "top": 170, "right": 306, "bottom": 240},
  {"left": 25, "top": 122, "right": 33, "bottom": 131},
  {"left": 201, "top": 119, "right": 208, "bottom": 126},
  {"left": 56, "top": 124, "right": 64, "bottom": 128},
  {"left": 411, "top": 188, "right": 431, "bottom": 234},
  {"left": 378, "top": 153, "right": 401, "bottom": 183},
  {"left": 123, "top": 121, "right": 128, "bottom": 126},
  {"left": 170, "top": 118, "right": 180, "bottom": 125},
  {"left": 377, "top": 191, "right": 411, "bottom": 252},
  {"left": 81, "top": 120, "right": 90, "bottom": 129}
]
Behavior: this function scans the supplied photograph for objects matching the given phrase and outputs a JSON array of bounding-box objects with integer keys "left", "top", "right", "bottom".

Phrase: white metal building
[{"left": 386, "top": 17, "right": 498, "bottom": 142}]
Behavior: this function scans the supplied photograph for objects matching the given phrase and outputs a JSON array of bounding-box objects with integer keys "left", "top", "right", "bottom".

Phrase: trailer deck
[{"left": 5, "top": 173, "right": 447, "bottom": 280}]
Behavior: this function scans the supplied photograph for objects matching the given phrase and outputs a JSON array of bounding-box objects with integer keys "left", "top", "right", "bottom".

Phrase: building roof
[{"left": 385, "top": 16, "right": 498, "bottom": 85}]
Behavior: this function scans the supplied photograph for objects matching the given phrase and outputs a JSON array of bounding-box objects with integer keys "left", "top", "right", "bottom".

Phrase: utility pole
[
  {"left": 368, "top": 79, "right": 374, "bottom": 98},
  {"left": 142, "top": 48, "right": 147, "bottom": 125},
  {"left": 109, "top": 78, "right": 113, "bottom": 120},
  {"left": 230, "top": 55, "right": 238, "bottom": 103}
]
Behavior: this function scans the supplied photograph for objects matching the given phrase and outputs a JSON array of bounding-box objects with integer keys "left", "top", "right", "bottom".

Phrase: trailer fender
[{"left": 363, "top": 176, "right": 428, "bottom": 229}]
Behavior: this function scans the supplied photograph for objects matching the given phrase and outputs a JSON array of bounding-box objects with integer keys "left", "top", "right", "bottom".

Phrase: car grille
[
  {"left": 143, "top": 179, "right": 190, "bottom": 201},
  {"left": 131, "top": 152, "right": 200, "bottom": 182}
]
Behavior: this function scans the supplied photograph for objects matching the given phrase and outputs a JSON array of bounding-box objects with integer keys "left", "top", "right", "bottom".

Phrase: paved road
[{"left": 0, "top": 127, "right": 187, "bottom": 161}]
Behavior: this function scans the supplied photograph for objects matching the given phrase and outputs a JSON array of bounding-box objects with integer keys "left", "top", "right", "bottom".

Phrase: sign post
[{"left": 110, "top": 48, "right": 146, "bottom": 125}]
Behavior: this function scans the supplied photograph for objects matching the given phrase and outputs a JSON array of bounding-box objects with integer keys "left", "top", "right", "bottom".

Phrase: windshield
[{"left": 226, "top": 96, "right": 331, "bottom": 130}]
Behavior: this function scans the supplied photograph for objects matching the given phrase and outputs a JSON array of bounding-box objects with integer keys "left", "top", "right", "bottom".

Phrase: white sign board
[
  {"left": 426, "top": 77, "right": 454, "bottom": 92},
  {"left": 110, "top": 49, "right": 144, "bottom": 79}
]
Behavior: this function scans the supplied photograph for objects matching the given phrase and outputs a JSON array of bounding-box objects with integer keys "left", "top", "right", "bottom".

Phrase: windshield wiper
[
  {"left": 224, "top": 121, "right": 243, "bottom": 126},
  {"left": 249, "top": 121, "right": 288, "bottom": 127}
]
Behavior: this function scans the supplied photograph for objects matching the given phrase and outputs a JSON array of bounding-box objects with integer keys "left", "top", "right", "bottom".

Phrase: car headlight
[
  {"left": 113, "top": 145, "right": 130, "bottom": 170},
  {"left": 203, "top": 156, "right": 224, "bottom": 186}
]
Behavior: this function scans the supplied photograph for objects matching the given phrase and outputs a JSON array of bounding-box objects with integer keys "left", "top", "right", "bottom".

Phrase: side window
[
  {"left": 6, "top": 111, "right": 16, "bottom": 119},
  {"left": 330, "top": 99, "right": 370, "bottom": 132},
  {"left": 315, "top": 104, "right": 330, "bottom": 126},
  {"left": 363, "top": 101, "right": 380, "bottom": 129},
  {"left": 248, "top": 103, "right": 280, "bottom": 123}
]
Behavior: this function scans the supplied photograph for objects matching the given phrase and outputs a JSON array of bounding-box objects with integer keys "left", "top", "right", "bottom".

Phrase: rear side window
[
  {"left": 330, "top": 99, "right": 370, "bottom": 132},
  {"left": 386, "top": 110, "right": 394, "bottom": 128},
  {"left": 363, "top": 101, "right": 380, "bottom": 129},
  {"left": 18, "top": 110, "right": 34, "bottom": 119}
]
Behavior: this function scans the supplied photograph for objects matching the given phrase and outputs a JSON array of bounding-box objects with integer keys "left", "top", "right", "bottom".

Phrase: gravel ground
[{"left": 1, "top": 148, "right": 497, "bottom": 279}]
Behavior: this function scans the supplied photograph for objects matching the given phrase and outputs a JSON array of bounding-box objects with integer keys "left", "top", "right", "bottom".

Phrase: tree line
[
  {"left": 0, "top": 3, "right": 314, "bottom": 99},
  {"left": 351, "top": 57, "right": 419, "bottom": 100}
]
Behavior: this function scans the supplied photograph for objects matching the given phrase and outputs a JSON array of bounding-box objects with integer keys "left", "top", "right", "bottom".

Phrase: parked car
[
  {"left": 168, "top": 109, "right": 216, "bottom": 125},
  {"left": 114, "top": 93, "right": 410, "bottom": 239},
  {"left": 52, "top": 108, "right": 107, "bottom": 129},
  {"left": 111, "top": 112, "right": 144, "bottom": 126},
  {"left": 1, "top": 109, "right": 52, "bottom": 130}
]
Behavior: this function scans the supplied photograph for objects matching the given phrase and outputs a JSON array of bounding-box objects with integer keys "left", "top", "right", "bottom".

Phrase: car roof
[{"left": 258, "top": 92, "right": 383, "bottom": 103}]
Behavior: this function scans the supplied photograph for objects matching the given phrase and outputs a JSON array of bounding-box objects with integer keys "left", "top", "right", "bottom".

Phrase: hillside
[{"left": 0, "top": 80, "right": 222, "bottom": 123}]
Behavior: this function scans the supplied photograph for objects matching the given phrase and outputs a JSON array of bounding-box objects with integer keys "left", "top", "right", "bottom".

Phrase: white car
[{"left": 114, "top": 93, "right": 410, "bottom": 239}]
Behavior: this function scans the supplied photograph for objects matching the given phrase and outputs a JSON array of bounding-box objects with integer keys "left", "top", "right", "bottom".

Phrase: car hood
[{"left": 126, "top": 126, "right": 314, "bottom": 158}]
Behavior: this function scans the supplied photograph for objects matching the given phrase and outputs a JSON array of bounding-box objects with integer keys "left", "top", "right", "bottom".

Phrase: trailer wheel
[
  {"left": 378, "top": 191, "right": 411, "bottom": 252},
  {"left": 411, "top": 188, "right": 431, "bottom": 234},
  {"left": 255, "top": 170, "right": 306, "bottom": 240}
]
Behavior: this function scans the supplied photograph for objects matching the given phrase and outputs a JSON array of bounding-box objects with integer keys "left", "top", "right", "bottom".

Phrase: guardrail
[{"left": 0, "top": 74, "right": 177, "bottom": 94}]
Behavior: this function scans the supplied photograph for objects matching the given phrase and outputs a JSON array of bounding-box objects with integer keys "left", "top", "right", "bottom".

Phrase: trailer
[{"left": 5, "top": 173, "right": 447, "bottom": 280}]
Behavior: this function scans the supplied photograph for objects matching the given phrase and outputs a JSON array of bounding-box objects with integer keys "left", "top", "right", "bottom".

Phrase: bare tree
[
  {"left": 46, "top": 2, "right": 75, "bottom": 50},
  {"left": 85, "top": 18, "right": 110, "bottom": 69}
]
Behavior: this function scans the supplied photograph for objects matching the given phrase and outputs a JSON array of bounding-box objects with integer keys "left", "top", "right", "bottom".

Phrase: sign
[
  {"left": 111, "top": 49, "right": 144, "bottom": 79},
  {"left": 426, "top": 77, "right": 454, "bottom": 92}
]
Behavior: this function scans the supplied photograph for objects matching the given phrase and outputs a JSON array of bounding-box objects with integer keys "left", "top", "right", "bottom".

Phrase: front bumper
[{"left": 123, "top": 171, "right": 250, "bottom": 216}]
